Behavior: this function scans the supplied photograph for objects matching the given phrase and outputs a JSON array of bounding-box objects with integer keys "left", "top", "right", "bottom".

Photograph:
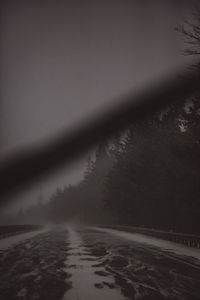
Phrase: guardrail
[
  {"left": 0, "top": 225, "right": 43, "bottom": 240},
  {"left": 96, "top": 225, "right": 200, "bottom": 249}
]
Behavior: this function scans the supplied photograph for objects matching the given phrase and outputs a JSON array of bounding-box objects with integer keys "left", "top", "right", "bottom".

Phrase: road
[{"left": 0, "top": 226, "right": 200, "bottom": 300}]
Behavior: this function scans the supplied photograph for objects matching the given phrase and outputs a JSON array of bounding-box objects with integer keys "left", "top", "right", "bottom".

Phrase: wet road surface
[{"left": 0, "top": 226, "right": 200, "bottom": 300}]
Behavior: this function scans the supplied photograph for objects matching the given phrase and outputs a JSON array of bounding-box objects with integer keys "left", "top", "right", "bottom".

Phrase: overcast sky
[{"left": 0, "top": 0, "right": 198, "bottom": 210}]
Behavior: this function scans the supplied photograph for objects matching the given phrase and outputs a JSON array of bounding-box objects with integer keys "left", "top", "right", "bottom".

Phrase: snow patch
[
  {"left": 0, "top": 226, "right": 50, "bottom": 250},
  {"left": 91, "top": 227, "right": 200, "bottom": 262},
  {"left": 63, "top": 226, "right": 125, "bottom": 300}
]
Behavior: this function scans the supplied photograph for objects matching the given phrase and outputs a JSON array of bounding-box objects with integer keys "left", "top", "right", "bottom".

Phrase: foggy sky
[{"left": 0, "top": 0, "right": 198, "bottom": 210}]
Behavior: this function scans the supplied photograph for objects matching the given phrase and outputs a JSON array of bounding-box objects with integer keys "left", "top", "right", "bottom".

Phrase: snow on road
[
  {"left": 0, "top": 225, "right": 200, "bottom": 300},
  {"left": 63, "top": 226, "right": 125, "bottom": 300},
  {"left": 81, "top": 226, "right": 200, "bottom": 299},
  {"left": 91, "top": 227, "right": 200, "bottom": 263},
  {"left": 0, "top": 226, "right": 49, "bottom": 250},
  {"left": 0, "top": 228, "right": 70, "bottom": 300}
]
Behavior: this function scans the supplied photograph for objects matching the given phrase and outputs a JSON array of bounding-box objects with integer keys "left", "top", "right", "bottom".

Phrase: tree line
[{"left": 14, "top": 15, "right": 200, "bottom": 233}]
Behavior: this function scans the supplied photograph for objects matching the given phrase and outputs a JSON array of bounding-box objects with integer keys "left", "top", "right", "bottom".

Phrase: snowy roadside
[
  {"left": 0, "top": 226, "right": 50, "bottom": 250},
  {"left": 90, "top": 227, "right": 200, "bottom": 264},
  {"left": 78, "top": 226, "right": 200, "bottom": 299}
]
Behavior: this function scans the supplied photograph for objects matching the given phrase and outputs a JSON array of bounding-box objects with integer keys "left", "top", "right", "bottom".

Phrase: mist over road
[{"left": 0, "top": 225, "right": 200, "bottom": 300}]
